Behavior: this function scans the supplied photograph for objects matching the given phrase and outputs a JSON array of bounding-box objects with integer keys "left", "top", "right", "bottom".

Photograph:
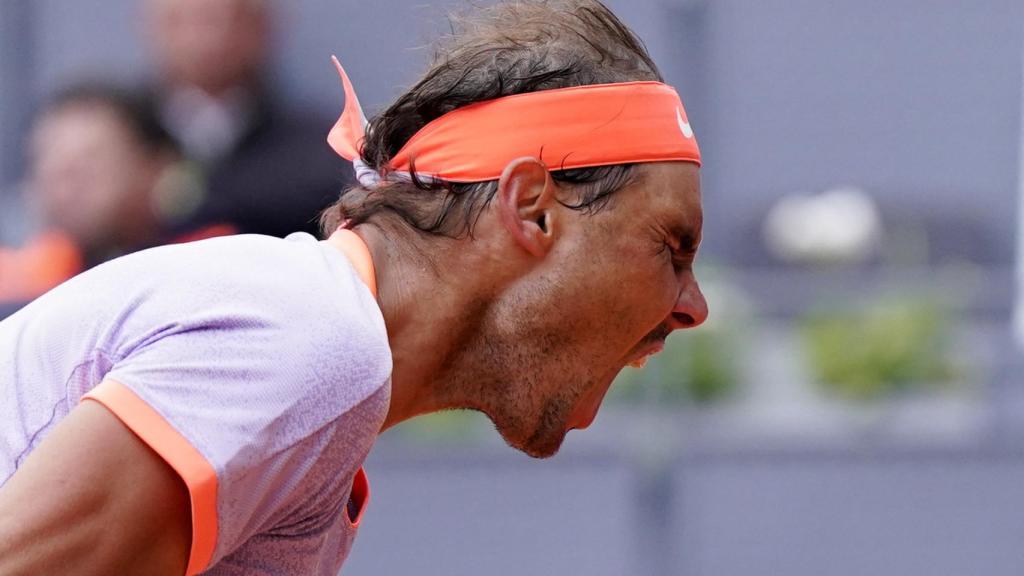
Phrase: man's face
[
  {"left": 30, "top": 104, "right": 160, "bottom": 252},
  {"left": 457, "top": 162, "right": 707, "bottom": 457},
  {"left": 148, "top": 0, "right": 267, "bottom": 95}
]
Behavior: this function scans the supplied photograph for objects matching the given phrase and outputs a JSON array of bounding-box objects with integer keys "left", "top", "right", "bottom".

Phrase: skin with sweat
[{"left": 331, "top": 159, "right": 708, "bottom": 458}]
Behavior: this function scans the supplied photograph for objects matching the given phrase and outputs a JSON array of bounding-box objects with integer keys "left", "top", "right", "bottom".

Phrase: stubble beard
[
  {"left": 434, "top": 281, "right": 600, "bottom": 459},
  {"left": 447, "top": 324, "right": 596, "bottom": 459}
]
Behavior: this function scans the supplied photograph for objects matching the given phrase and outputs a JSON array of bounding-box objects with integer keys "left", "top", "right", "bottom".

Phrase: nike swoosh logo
[{"left": 677, "top": 108, "right": 694, "bottom": 139}]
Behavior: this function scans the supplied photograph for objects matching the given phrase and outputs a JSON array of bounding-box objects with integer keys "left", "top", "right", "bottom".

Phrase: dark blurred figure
[
  {"left": 145, "top": 0, "right": 349, "bottom": 237},
  {"left": 0, "top": 84, "right": 229, "bottom": 314}
]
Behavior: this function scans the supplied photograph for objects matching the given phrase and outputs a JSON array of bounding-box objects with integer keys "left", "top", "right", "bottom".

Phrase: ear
[{"left": 495, "top": 157, "right": 557, "bottom": 258}]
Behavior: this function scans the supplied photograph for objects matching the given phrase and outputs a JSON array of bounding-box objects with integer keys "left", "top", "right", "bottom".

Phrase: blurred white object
[{"left": 763, "top": 186, "right": 882, "bottom": 264}]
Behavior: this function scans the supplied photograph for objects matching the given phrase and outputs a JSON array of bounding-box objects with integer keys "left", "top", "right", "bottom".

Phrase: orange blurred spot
[{"left": 0, "top": 232, "right": 83, "bottom": 302}]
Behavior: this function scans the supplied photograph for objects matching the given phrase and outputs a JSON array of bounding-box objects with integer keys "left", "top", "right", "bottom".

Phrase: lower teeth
[{"left": 628, "top": 357, "right": 648, "bottom": 369}]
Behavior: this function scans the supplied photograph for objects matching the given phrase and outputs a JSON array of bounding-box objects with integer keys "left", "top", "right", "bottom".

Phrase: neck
[{"left": 332, "top": 224, "right": 486, "bottom": 432}]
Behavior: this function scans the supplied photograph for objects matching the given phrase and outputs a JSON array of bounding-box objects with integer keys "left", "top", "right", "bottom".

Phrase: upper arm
[{"left": 0, "top": 399, "right": 191, "bottom": 576}]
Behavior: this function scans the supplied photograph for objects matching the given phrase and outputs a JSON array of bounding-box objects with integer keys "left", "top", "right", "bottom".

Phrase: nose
[{"left": 667, "top": 273, "right": 708, "bottom": 330}]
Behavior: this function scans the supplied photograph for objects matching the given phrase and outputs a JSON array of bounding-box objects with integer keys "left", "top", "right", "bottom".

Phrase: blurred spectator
[
  {"left": 144, "top": 0, "right": 350, "bottom": 238},
  {"left": 0, "top": 83, "right": 229, "bottom": 313}
]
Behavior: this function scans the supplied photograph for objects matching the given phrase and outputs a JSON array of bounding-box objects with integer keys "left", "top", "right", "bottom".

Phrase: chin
[
  {"left": 504, "top": 419, "right": 569, "bottom": 459},
  {"left": 485, "top": 410, "right": 568, "bottom": 459},
  {"left": 484, "top": 385, "right": 577, "bottom": 459},
  {"left": 522, "top": 434, "right": 567, "bottom": 459},
  {"left": 512, "top": 435, "right": 565, "bottom": 459}
]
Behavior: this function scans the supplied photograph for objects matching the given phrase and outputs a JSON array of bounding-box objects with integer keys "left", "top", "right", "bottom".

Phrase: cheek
[
  {"left": 616, "top": 247, "right": 680, "bottom": 329},
  {"left": 572, "top": 250, "right": 676, "bottom": 352}
]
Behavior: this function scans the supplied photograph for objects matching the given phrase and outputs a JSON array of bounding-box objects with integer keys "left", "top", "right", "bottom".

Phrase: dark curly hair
[{"left": 320, "top": 0, "right": 662, "bottom": 238}]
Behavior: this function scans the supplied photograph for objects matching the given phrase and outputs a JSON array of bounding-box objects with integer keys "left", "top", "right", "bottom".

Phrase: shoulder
[
  {"left": 97, "top": 232, "right": 391, "bottom": 417},
  {"left": 96, "top": 233, "right": 371, "bottom": 321}
]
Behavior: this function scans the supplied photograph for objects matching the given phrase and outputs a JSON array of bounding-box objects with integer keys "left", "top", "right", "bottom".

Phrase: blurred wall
[
  {"left": 0, "top": 1, "right": 33, "bottom": 190},
  {"left": 342, "top": 439, "right": 1024, "bottom": 576},
  {"left": 687, "top": 0, "right": 1024, "bottom": 264}
]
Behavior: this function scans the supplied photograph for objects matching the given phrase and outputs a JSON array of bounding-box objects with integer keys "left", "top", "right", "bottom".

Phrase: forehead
[
  {"left": 32, "top": 105, "right": 134, "bottom": 158},
  {"left": 629, "top": 161, "right": 702, "bottom": 224}
]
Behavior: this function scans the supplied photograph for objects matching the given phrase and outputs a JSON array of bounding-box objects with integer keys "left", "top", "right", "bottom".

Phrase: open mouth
[
  {"left": 569, "top": 338, "right": 669, "bottom": 430},
  {"left": 626, "top": 340, "right": 665, "bottom": 368}
]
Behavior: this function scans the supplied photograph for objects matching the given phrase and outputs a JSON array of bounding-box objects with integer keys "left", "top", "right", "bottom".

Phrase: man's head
[
  {"left": 324, "top": 0, "right": 707, "bottom": 457},
  {"left": 29, "top": 84, "right": 179, "bottom": 258},
  {"left": 146, "top": 0, "right": 269, "bottom": 96}
]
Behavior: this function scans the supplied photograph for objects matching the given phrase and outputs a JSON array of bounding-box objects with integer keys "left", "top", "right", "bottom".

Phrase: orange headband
[{"left": 327, "top": 56, "right": 701, "bottom": 185}]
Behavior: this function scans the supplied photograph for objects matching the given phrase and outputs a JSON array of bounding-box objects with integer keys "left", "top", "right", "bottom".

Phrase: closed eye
[
  {"left": 677, "top": 230, "right": 700, "bottom": 256},
  {"left": 665, "top": 243, "right": 694, "bottom": 273},
  {"left": 656, "top": 223, "right": 700, "bottom": 269}
]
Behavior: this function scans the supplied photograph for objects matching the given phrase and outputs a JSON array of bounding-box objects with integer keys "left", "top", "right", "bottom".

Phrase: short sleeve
[{"left": 84, "top": 305, "right": 390, "bottom": 574}]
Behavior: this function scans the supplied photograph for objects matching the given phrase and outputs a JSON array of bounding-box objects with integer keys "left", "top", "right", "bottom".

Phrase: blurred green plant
[
  {"left": 394, "top": 409, "right": 488, "bottom": 443},
  {"left": 800, "top": 298, "right": 958, "bottom": 400}
]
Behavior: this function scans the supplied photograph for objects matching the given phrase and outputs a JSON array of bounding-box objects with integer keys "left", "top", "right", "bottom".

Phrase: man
[
  {"left": 0, "top": 1, "right": 707, "bottom": 574},
  {"left": 145, "top": 0, "right": 348, "bottom": 238},
  {"left": 2, "top": 85, "right": 180, "bottom": 309},
  {"left": 0, "top": 84, "right": 231, "bottom": 317}
]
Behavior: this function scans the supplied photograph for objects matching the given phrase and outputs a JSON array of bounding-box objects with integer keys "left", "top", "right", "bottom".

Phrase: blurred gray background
[{"left": 2, "top": 1, "right": 1023, "bottom": 574}]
